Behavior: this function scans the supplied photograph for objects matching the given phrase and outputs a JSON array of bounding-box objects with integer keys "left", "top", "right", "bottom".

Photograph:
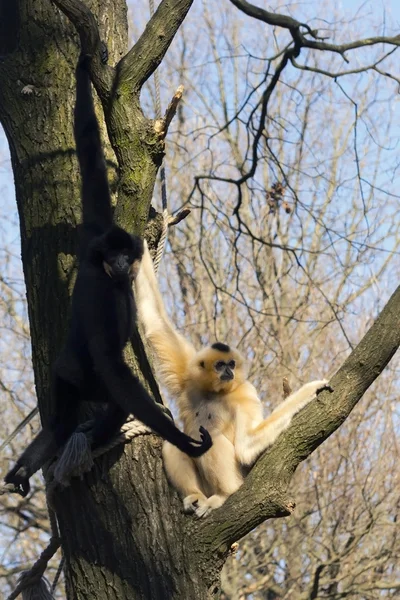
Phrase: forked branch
[
  {"left": 196, "top": 285, "right": 400, "bottom": 552},
  {"left": 229, "top": 0, "right": 400, "bottom": 60},
  {"left": 50, "top": 0, "right": 114, "bottom": 97}
]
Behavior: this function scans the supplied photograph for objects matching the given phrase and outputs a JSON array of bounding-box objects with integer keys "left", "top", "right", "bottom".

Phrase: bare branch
[
  {"left": 228, "top": 0, "right": 306, "bottom": 33},
  {"left": 291, "top": 45, "right": 399, "bottom": 79},
  {"left": 228, "top": 0, "right": 400, "bottom": 58},
  {"left": 154, "top": 85, "right": 184, "bottom": 139},
  {"left": 196, "top": 285, "right": 400, "bottom": 550},
  {"left": 304, "top": 34, "right": 400, "bottom": 55},
  {"left": 168, "top": 209, "right": 191, "bottom": 227},
  {"left": 118, "top": 0, "right": 194, "bottom": 91}
]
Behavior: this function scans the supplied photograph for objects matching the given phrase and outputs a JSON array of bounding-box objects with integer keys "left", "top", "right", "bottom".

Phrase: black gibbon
[
  {"left": 4, "top": 54, "right": 211, "bottom": 497},
  {"left": 135, "top": 242, "right": 331, "bottom": 517}
]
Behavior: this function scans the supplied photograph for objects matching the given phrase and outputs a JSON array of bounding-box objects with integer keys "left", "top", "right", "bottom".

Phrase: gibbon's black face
[
  {"left": 211, "top": 343, "right": 236, "bottom": 381},
  {"left": 103, "top": 249, "right": 133, "bottom": 280},
  {"left": 214, "top": 358, "right": 236, "bottom": 381},
  {"left": 95, "top": 226, "right": 144, "bottom": 281},
  {"left": 191, "top": 342, "right": 246, "bottom": 393}
]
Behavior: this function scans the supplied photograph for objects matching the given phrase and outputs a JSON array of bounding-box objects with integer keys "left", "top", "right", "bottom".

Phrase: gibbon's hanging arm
[{"left": 4, "top": 51, "right": 211, "bottom": 498}]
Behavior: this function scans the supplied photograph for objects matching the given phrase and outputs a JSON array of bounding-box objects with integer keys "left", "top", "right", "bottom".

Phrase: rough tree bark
[{"left": 0, "top": 1, "right": 399, "bottom": 599}]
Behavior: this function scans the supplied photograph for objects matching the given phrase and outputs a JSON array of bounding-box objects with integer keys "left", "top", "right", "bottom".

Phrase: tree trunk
[
  {"left": 57, "top": 438, "right": 221, "bottom": 599},
  {"left": 0, "top": 1, "right": 216, "bottom": 598},
  {"left": 0, "top": 0, "right": 129, "bottom": 418}
]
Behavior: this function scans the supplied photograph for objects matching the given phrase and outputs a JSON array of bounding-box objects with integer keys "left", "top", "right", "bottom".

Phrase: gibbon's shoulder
[{"left": 229, "top": 381, "right": 260, "bottom": 406}]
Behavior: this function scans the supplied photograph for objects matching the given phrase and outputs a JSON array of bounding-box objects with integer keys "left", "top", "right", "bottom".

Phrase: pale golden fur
[{"left": 135, "top": 242, "right": 330, "bottom": 517}]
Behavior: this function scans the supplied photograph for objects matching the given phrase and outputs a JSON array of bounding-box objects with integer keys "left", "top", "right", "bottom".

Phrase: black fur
[
  {"left": 5, "top": 54, "right": 211, "bottom": 497},
  {"left": 211, "top": 342, "right": 231, "bottom": 353}
]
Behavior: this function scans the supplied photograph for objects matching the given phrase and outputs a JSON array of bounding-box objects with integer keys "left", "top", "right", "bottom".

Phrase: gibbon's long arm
[
  {"left": 4, "top": 371, "right": 84, "bottom": 496},
  {"left": 74, "top": 56, "right": 113, "bottom": 241},
  {"left": 5, "top": 428, "right": 60, "bottom": 496},
  {"left": 234, "top": 380, "right": 329, "bottom": 466},
  {"left": 87, "top": 338, "right": 211, "bottom": 457},
  {"left": 81, "top": 271, "right": 211, "bottom": 457},
  {"left": 135, "top": 242, "right": 197, "bottom": 396}
]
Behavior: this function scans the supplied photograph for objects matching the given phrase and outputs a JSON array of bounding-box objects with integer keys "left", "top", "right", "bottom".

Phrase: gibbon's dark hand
[
  {"left": 5, "top": 464, "right": 30, "bottom": 497},
  {"left": 187, "top": 426, "right": 212, "bottom": 458},
  {"left": 100, "top": 41, "right": 108, "bottom": 64},
  {"left": 77, "top": 43, "right": 108, "bottom": 71},
  {"left": 77, "top": 52, "right": 92, "bottom": 69}
]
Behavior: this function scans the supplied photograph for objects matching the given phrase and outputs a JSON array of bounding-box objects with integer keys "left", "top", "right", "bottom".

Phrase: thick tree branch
[
  {"left": 196, "top": 285, "right": 400, "bottom": 552},
  {"left": 117, "top": 0, "right": 194, "bottom": 91},
  {"left": 50, "top": 0, "right": 114, "bottom": 97}
]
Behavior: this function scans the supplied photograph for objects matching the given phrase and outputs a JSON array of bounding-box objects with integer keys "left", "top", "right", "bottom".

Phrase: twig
[{"left": 167, "top": 209, "right": 191, "bottom": 227}]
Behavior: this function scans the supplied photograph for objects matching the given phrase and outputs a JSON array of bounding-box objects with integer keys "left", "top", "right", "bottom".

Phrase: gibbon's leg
[
  {"left": 195, "top": 440, "right": 243, "bottom": 518},
  {"left": 4, "top": 374, "right": 82, "bottom": 496},
  {"left": 194, "top": 434, "right": 244, "bottom": 518},
  {"left": 51, "top": 374, "right": 82, "bottom": 446},
  {"left": 88, "top": 340, "right": 211, "bottom": 457},
  {"left": 162, "top": 442, "right": 208, "bottom": 513},
  {"left": 135, "top": 242, "right": 197, "bottom": 397},
  {"left": 235, "top": 380, "right": 332, "bottom": 467},
  {"left": 90, "top": 404, "right": 129, "bottom": 449}
]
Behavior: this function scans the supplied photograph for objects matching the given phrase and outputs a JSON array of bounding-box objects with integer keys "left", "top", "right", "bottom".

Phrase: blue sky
[
  {"left": 1, "top": 0, "right": 400, "bottom": 237},
  {"left": 0, "top": 0, "right": 399, "bottom": 298}
]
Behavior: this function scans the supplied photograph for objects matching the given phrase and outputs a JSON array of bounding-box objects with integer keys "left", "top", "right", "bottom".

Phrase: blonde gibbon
[{"left": 135, "top": 242, "right": 331, "bottom": 517}]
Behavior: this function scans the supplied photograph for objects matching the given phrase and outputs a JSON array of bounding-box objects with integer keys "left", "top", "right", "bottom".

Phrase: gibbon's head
[
  {"left": 90, "top": 226, "right": 144, "bottom": 281},
  {"left": 188, "top": 342, "right": 247, "bottom": 394}
]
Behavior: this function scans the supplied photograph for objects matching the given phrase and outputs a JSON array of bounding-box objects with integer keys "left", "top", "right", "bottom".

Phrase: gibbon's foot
[
  {"left": 316, "top": 382, "right": 334, "bottom": 394},
  {"left": 4, "top": 464, "right": 30, "bottom": 497},
  {"left": 195, "top": 494, "right": 226, "bottom": 518},
  {"left": 183, "top": 493, "right": 207, "bottom": 514}
]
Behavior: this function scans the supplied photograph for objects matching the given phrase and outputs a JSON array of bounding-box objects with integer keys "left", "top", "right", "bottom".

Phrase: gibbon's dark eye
[
  {"left": 215, "top": 361, "right": 225, "bottom": 371},
  {"left": 199, "top": 361, "right": 205, "bottom": 368},
  {"left": 228, "top": 360, "right": 236, "bottom": 369},
  {"left": 122, "top": 251, "right": 134, "bottom": 264}
]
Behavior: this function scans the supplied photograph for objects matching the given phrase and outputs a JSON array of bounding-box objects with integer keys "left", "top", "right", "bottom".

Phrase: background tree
[{"left": 0, "top": 0, "right": 399, "bottom": 598}]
